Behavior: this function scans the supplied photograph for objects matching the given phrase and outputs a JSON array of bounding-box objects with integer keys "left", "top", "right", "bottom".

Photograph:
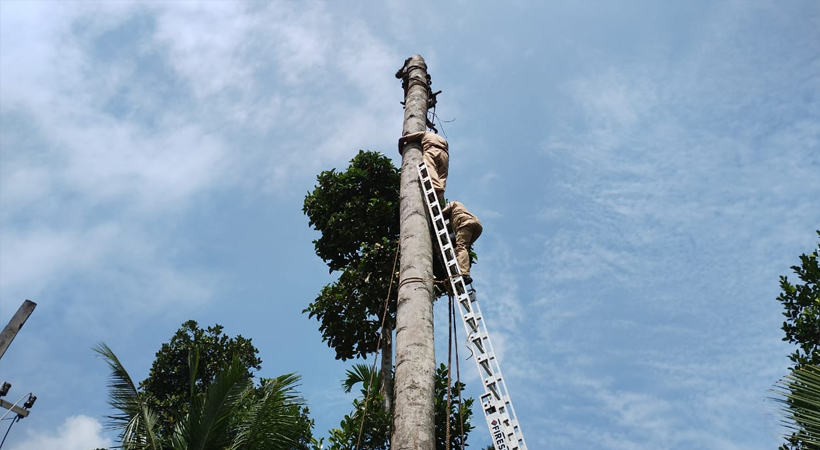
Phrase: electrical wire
[
  {"left": 446, "top": 294, "right": 454, "bottom": 450},
  {"left": 355, "top": 243, "right": 400, "bottom": 450},
  {"left": 452, "top": 292, "right": 466, "bottom": 450},
  {"left": 0, "top": 416, "right": 20, "bottom": 450}
]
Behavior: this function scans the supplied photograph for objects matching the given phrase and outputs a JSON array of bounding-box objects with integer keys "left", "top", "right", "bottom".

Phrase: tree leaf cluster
[
  {"left": 434, "top": 363, "right": 475, "bottom": 450},
  {"left": 776, "top": 231, "right": 820, "bottom": 450},
  {"left": 140, "top": 320, "right": 263, "bottom": 437},
  {"left": 303, "top": 150, "right": 400, "bottom": 273},
  {"left": 326, "top": 364, "right": 392, "bottom": 450},
  {"left": 780, "top": 231, "right": 820, "bottom": 369},
  {"left": 303, "top": 151, "right": 401, "bottom": 361},
  {"left": 94, "top": 321, "right": 315, "bottom": 450}
]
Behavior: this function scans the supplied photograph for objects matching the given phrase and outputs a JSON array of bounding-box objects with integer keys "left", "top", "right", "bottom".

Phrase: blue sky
[{"left": 0, "top": 1, "right": 818, "bottom": 449}]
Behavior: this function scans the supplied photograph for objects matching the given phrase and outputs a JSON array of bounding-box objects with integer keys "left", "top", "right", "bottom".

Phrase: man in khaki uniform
[
  {"left": 398, "top": 131, "right": 449, "bottom": 203},
  {"left": 442, "top": 200, "right": 482, "bottom": 284}
]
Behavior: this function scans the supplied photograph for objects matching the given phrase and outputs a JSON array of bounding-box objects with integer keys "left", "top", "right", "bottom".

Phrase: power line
[{"left": 0, "top": 416, "right": 20, "bottom": 450}]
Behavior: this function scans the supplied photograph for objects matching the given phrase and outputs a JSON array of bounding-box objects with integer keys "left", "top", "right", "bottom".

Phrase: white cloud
[
  {"left": 6, "top": 415, "right": 113, "bottom": 450},
  {"left": 0, "top": 1, "right": 370, "bottom": 312}
]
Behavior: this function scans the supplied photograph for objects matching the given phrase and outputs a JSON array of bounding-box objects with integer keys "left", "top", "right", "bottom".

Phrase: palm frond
[
  {"left": 235, "top": 373, "right": 305, "bottom": 450},
  {"left": 93, "top": 342, "right": 162, "bottom": 450},
  {"left": 342, "top": 363, "right": 381, "bottom": 394},
  {"left": 173, "top": 355, "right": 250, "bottom": 450},
  {"left": 772, "top": 365, "right": 820, "bottom": 446}
]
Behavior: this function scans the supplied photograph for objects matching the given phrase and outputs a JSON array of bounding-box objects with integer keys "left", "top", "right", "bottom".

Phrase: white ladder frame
[{"left": 417, "top": 161, "right": 528, "bottom": 450}]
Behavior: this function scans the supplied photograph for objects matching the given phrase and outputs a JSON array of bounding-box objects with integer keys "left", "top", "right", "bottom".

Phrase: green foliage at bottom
[
  {"left": 777, "top": 231, "right": 820, "bottom": 450},
  {"left": 326, "top": 363, "right": 474, "bottom": 450}
]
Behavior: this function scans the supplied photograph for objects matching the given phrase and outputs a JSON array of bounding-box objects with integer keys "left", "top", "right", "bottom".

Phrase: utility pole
[
  {"left": 0, "top": 300, "right": 36, "bottom": 360},
  {"left": 392, "top": 55, "right": 436, "bottom": 450},
  {"left": 0, "top": 300, "right": 38, "bottom": 433}
]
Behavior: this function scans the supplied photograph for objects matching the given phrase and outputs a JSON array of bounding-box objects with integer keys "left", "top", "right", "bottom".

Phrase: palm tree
[
  {"left": 327, "top": 364, "right": 392, "bottom": 450},
  {"left": 772, "top": 365, "right": 820, "bottom": 447},
  {"left": 342, "top": 363, "right": 382, "bottom": 397},
  {"left": 94, "top": 343, "right": 162, "bottom": 450},
  {"left": 94, "top": 343, "right": 306, "bottom": 450}
]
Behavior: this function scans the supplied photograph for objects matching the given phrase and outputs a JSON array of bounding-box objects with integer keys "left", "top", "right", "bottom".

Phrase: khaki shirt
[{"left": 420, "top": 131, "right": 448, "bottom": 153}]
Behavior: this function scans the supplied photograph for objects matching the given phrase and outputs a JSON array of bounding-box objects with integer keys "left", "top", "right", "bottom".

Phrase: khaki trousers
[
  {"left": 455, "top": 220, "right": 483, "bottom": 276},
  {"left": 423, "top": 147, "right": 449, "bottom": 198}
]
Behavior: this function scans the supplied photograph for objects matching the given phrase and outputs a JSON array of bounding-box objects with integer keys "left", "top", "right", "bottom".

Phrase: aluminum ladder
[{"left": 417, "top": 161, "right": 528, "bottom": 450}]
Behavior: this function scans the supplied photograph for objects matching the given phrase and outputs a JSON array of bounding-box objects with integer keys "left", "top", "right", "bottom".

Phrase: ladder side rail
[
  {"left": 466, "top": 285, "right": 529, "bottom": 449},
  {"left": 456, "top": 294, "right": 527, "bottom": 450},
  {"left": 448, "top": 273, "right": 527, "bottom": 448},
  {"left": 456, "top": 299, "right": 521, "bottom": 449}
]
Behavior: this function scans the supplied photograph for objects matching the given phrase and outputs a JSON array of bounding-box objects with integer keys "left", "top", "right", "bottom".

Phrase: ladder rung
[
  {"left": 435, "top": 217, "right": 446, "bottom": 231},
  {"left": 488, "top": 382, "right": 501, "bottom": 400},
  {"left": 465, "top": 316, "right": 479, "bottom": 332},
  {"left": 439, "top": 233, "right": 449, "bottom": 247},
  {"left": 473, "top": 337, "right": 486, "bottom": 355},
  {"left": 479, "top": 359, "right": 493, "bottom": 377}
]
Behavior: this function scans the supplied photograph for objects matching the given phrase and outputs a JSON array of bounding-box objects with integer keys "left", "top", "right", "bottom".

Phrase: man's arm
[{"left": 397, "top": 131, "right": 425, "bottom": 153}]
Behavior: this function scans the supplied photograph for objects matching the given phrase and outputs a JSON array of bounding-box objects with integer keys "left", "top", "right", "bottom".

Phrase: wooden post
[
  {"left": 0, "top": 300, "right": 37, "bottom": 361},
  {"left": 392, "top": 55, "right": 436, "bottom": 450}
]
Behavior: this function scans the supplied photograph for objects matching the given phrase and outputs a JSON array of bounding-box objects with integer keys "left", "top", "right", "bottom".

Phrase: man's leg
[
  {"left": 423, "top": 148, "right": 449, "bottom": 196},
  {"left": 455, "top": 226, "right": 475, "bottom": 278}
]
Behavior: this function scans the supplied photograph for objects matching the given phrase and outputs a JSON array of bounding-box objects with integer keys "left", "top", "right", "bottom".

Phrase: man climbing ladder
[{"left": 417, "top": 160, "right": 529, "bottom": 450}]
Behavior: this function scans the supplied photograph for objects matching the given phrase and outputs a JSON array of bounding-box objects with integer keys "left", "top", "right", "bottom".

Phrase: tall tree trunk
[
  {"left": 380, "top": 323, "right": 393, "bottom": 413},
  {"left": 392, "top": 54, "right": 436, "bottom": 450}
]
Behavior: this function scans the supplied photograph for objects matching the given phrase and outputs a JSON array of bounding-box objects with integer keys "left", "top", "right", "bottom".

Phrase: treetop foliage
[
  {"left": 303, "top": 150, "right": 400, "bottom": 273},
  {"left": 303, "top": 151, "right": 401, "bottom": 361},
  {"left": 95, "top": 338, "right": 313, "bottom": 450},
  {"left": 139, "top": 320, "right": 263, "bottom": 438},
  {"left": 779, "top": 231, "right": 820, "bottom": 369},
  {"left": 777, "top": 231, "right": 820, "bottom": 450}
]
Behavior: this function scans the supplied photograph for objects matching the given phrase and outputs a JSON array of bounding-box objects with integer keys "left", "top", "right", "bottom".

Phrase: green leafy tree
[
  {"left": 95, "top": 342, "right": 162, "bottom": 450},
  {"left": 303, "top": 151, "right": 401, "bottom": 409},
  {"left": 434, "top": 364, "right": 474, "bottom": 450},
  {"left": 95, "top": 343, "right": 308, "bottom": 450},
  {"left": 776, "top": 231, "right": 820, "bottom": 450},
  {"left": 326, "top": 363, "right": 474, "bottom": 450},
  {"left": 303, "top": 151, "right": 400, "bottom": 360},
  {"left": 303, "top": 151, "right": 453, "bottom": 410},
  {"left": 233, "top": 379, "right": 317, "bottom": 450},
  {"left": 326, "top": 364, "right": 392, "bottom": 450},
  {"left": 140, "top": 320, "right": 262, "bottom": 437},
  {"left": 94, "top": 321, "right": 316, "bottom": 449}
]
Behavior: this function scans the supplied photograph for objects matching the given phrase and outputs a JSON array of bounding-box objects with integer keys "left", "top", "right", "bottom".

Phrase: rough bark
[
  {"left": 380, "top": 325, "right": 393, "bottom": 413},
  {"left": 392, "top": 54, "right": 436, "bottom": 450}
]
